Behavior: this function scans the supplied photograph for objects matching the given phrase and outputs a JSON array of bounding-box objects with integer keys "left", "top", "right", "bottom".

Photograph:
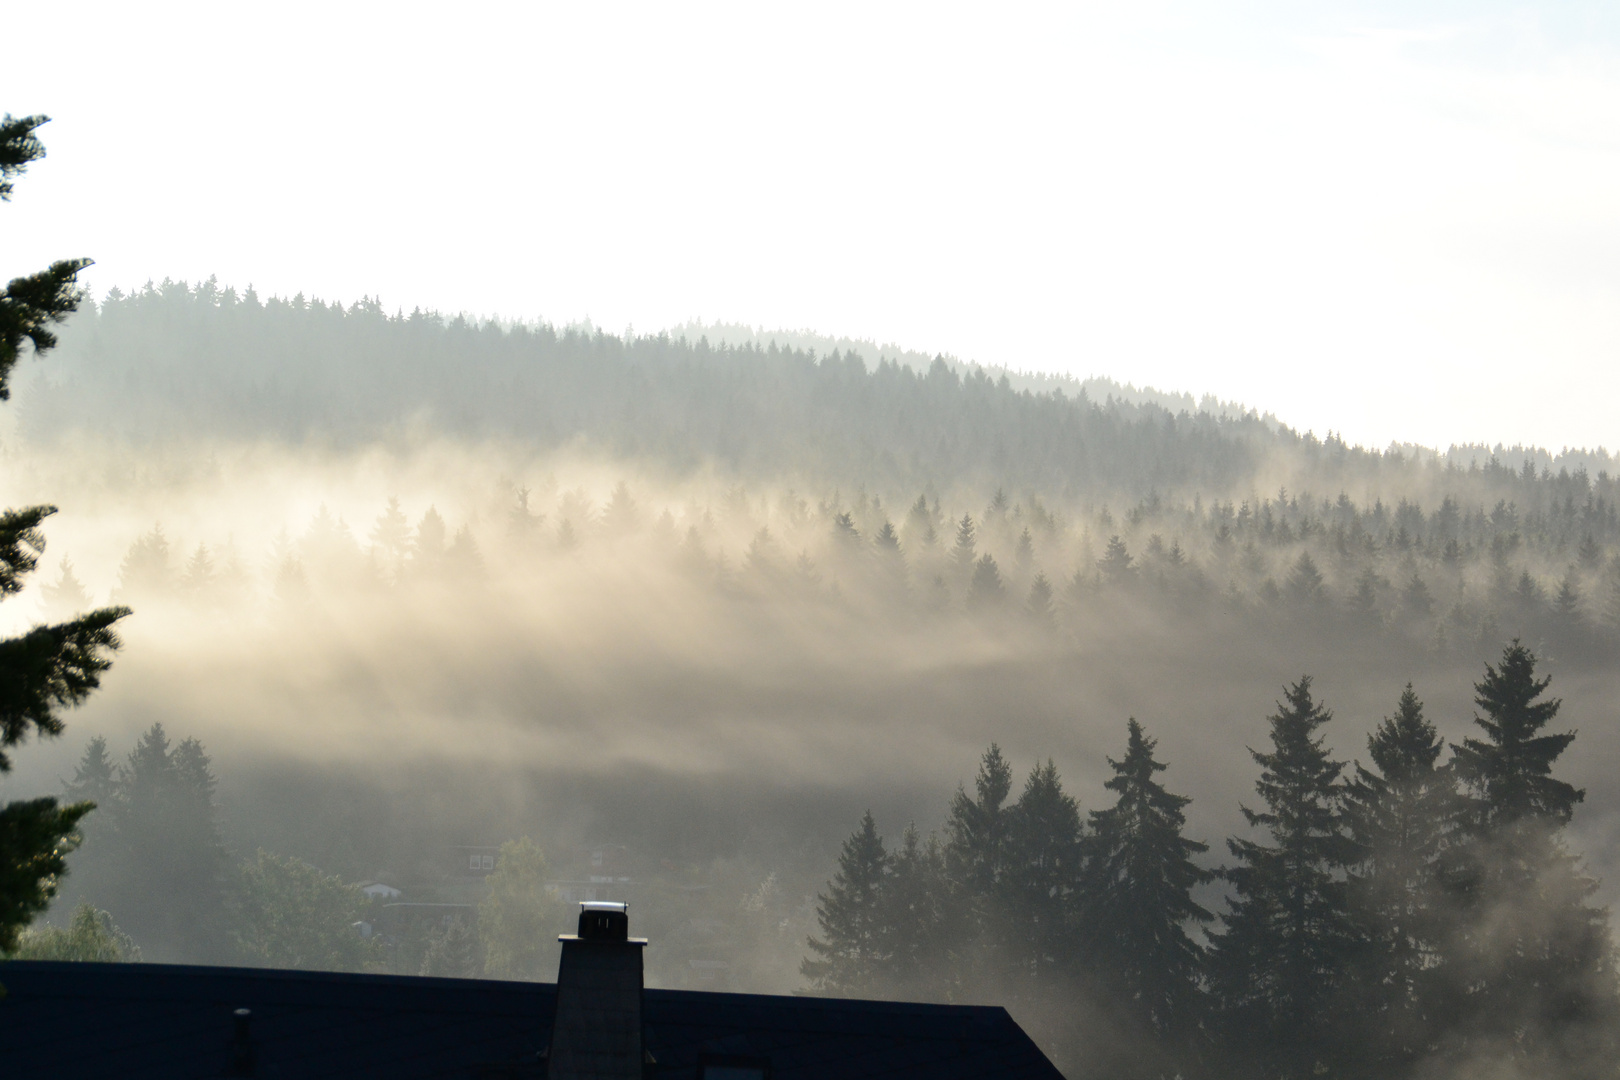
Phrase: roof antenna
[{"left": 224, "top": 1007, "right": 256, "bottom": 1077}]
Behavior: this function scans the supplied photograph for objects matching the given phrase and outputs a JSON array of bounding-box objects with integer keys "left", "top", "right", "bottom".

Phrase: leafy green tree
[
  {"left": 1342, "top": 685, "right": 1456, "bottom": 1070},
  {"left": 5, "top": 901, "right": 140, "bottom": 961},
  {"left": 420, "top": 914, "right": 482, "bottom": 978},
  {"left": 0, "top": 113, "right": 130, "bottom": 954},
  {"left": 1436, "top": 642, "right": 1617, "bottom": 1067},
  {"left": 1209, "top": 677, "right": 1358, "bottom": 1078},
  {"left": 1083, "top": 719, "right": 1213, "bottom": 1046},
  {"left": 802, "top": 811, "right": 890, "bottom": 996},
  {"left": 232, "top": 849, "right": 380, "bottom": 972},
  {"left": 478, "top": 837, "right": 565, "bottom": 981}
]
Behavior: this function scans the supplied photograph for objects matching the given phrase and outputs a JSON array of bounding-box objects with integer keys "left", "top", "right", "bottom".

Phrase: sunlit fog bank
[{"left": 4, "top": 283, "right": 1619, "bottom": 1077}]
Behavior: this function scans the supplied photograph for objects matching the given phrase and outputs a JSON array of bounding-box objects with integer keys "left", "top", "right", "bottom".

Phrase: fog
[{"left": 3, "top": 288, "right": 1618, "bottom": 1077}]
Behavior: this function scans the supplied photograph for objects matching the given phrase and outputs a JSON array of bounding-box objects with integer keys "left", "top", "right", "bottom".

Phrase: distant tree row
[
  {"left": 22, "top": 278, "right": 1619, "bottom": 510},
  {"left": 56, "top": 476, "right": 1620, "bottom": 675},
  {"left": 804, "top": 643, "right": 1615, "bottom": 1080}
]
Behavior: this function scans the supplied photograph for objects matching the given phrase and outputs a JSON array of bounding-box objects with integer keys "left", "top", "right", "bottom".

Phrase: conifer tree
[
  {"left": 1436, "top": 642, "right": 1616, "bottom": 1066},
  {"left": 600, "top": 481, "right": 639, "bottom": 536},
  {"left": 1083, "top": 719, "right": 1213, "bottom": 1045},
  {"left": 98, "top": 724, "right": 229, "bottom": 961},
  {"left": 904, "top": 494, "right": 935, "bottom": 547},
  {"left": 1024, "top": 572, "right": 1056, "bottom": 629},
  {"left": 1014, "top": 526, "right": 1035, "bottom": 571},
  {"left": 967, "top": 553, "right": 1006, "bottom": 611},
  {"left": 802, "top": 810, "right": 890, "bottom": 996},
  {"left": 1098, "top": 535, "right": 1135, "bottom": 584},
  {"left": 39, "top": 558, "right": 91, "bottom": 620},
  {"left": 370, "top": 496, "right": 412, "bottom": 575},
  {"left": 882, "top": 823, "right": 950, "bottom": 1001},
  {"left": 1210, "top": 677, "right": 1357, "bottom": 1077},
  {"left": 1342, "top": 684, "right": 1456, "bottom": 1069},
  {"left": 0, "top": 113, "right": 130, "bottom": 952},
  {"left": 951, "top": 514, "right": 977, "bottom": 578},
  {"left": 1284, "top": 551, "right": 1326, "bottom": 607},
  {"left": 1002, "top": 760, "right": 1083, "bottom": 989}
]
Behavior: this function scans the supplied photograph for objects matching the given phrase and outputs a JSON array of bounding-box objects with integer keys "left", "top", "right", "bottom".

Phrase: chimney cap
[{"left": 563, "top": 900, "right": 646, "bottom": 944}]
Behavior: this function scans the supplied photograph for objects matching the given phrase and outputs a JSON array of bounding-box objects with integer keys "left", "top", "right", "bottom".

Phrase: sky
[{"left": 5, "top": 1, "right": 1619, "bottom": 454}]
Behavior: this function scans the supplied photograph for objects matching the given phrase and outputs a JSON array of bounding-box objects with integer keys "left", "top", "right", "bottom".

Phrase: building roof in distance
[{"left": 0, "top": 960, "right": 1065, "bottom": 1080}]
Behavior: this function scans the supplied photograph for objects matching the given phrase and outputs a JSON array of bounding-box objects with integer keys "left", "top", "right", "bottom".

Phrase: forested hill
[{"left": 17, "top": 279, "right": 1617, "bottom": 507}]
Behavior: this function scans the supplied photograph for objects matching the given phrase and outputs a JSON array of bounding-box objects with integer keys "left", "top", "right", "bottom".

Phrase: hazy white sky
[{"left": 5, "top": 1, "right": 1618, "bottom": 453}]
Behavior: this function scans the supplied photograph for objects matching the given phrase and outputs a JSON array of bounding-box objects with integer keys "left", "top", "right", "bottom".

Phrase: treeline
[
  {"left": 22, "top": 279, "right": 1618, "bottom": 506},
  {"left": 803, "top": 643, "right": 1616, "bottom": 1080},
  {"left": 61, "top": 471, "right": 1620, "bottom": 671},
  {"left": 19, "top": 724, "right": 375, "bottom": 970}
]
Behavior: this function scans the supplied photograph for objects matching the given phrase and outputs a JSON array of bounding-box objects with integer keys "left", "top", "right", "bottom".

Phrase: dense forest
[
  {"left": 806, "top": 648, "right": 1613, "bottom": 1079},
  {"left": 4, "top": 279, "right": 1619, "bottom": 1080}
]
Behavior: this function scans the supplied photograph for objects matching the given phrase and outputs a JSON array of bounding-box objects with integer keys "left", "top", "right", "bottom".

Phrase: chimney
[{"left": 548, "top": 901, "right": 647, "bottom": 1080}]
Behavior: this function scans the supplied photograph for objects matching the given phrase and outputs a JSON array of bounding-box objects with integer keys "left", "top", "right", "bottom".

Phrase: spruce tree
[
  {"left": 803, "top": 810, "right": 890, "bottom": 997},
  {"left": 967, "top": 553, "right": 1006, "bottom": 611},
  {"left": 1210, "top": 676, "right": 1357, "bottom": 1078},
  {"left": 1083, "top": 719, "right": 1213, "bottom": 1046},
  {"left": 1284, "top": 551, "right": 1326, "bottom": 607},
  {"left": 1437, "top": 642, "right": 1616, "bottom": 1067},
  {"left": 1024, "top": 572, "right": 1056, "bottom": 629},
  {"left": 0, "top": 113, "right": 130, "bottom": 953},
  {"left": 944, "top": 745, "right": 1015, "bottom": 987},
  {"left": 96, "top": 724, "right": 229, "bottom": 961},
  {"left": 1342, "top": 684, "right": 1456, "bottom": 1070},
  {"left": 951, "top": 514, "right": 977, "bottom": 579},
  {"left": 882, "top": 823, "right": 950, "bottom": 1001},
  {"left": 1098, "top": 535, "right": 1135, "bottom": 585},
  {"left": 1002, "top": 760, "right": 1083, "bottom": 990}
]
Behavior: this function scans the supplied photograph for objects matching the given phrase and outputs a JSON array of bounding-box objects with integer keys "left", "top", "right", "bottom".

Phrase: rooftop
[{"left": 0, "top": 960, "right": 1065, "bottom": 1079}]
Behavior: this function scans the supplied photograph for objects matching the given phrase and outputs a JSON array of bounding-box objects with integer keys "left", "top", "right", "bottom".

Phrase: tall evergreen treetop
[
  {"left": 1451, "top": 640, "right": 1580, "bottom": 829},
  {"left": 951, "top": 514, "right": 977, "bottom": 573},
  {"left": 0, "top": 111, "right": 129, "bottom": 952},
  {"left": 1211, "top": 676, "right": 1358, "bottom": 1075},
  {"left": 1435, "top": 641, "right": 1616, "bottom": 1068},
  {"left": 803, "top": 810, "right": 891, "bottom": 997},
  {"left": 945, "top": 744, "right": 1013, "bottom": 898},
  {"left": 1342, "top": 684, "right": 1456, "bottom": 1069},
  {"left": 1003, "top": 759, "right": 1082, "bottom": 982},
  {"left": 1084, "top": 719, "right": 1213, "bottom": 1040}
]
